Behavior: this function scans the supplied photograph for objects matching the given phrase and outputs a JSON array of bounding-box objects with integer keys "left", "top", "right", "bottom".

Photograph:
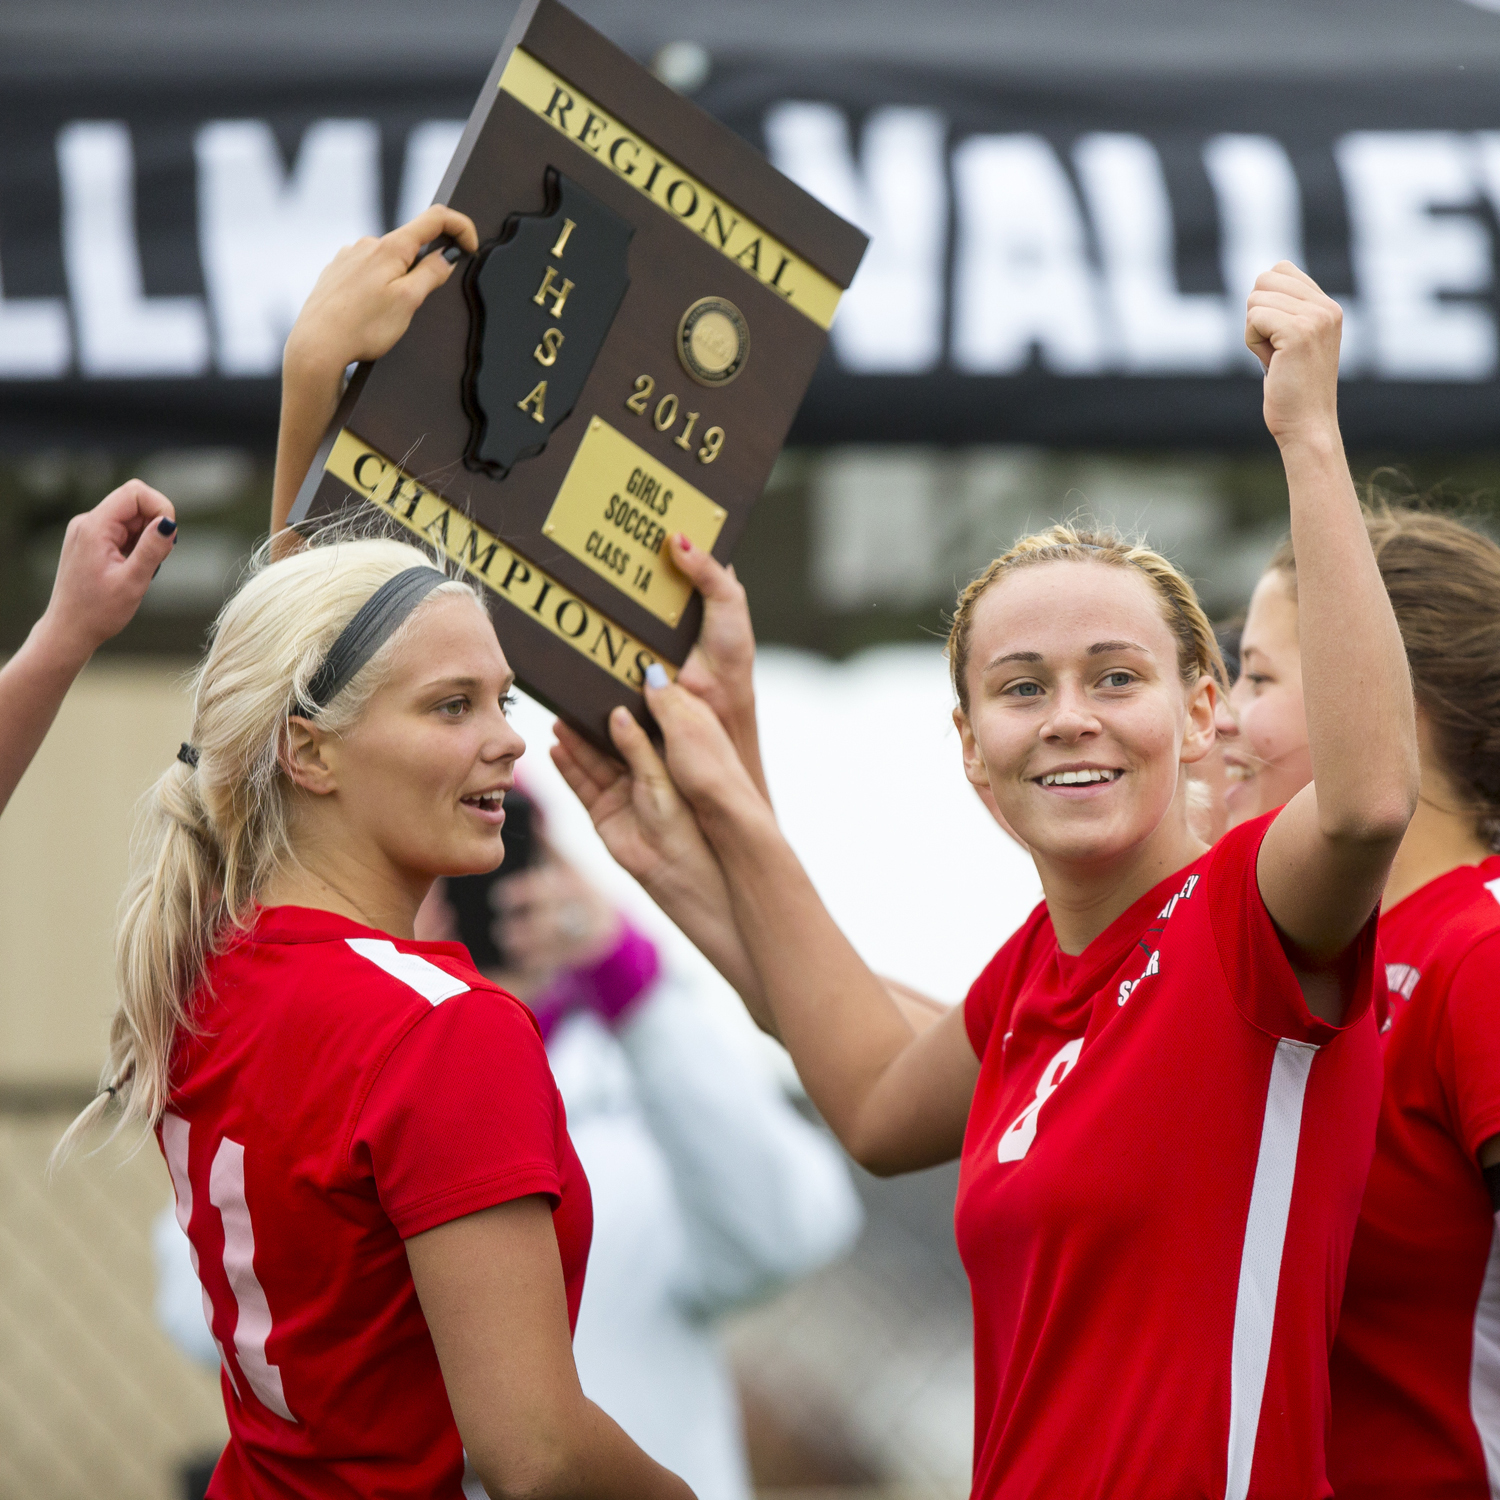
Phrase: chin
[
  {"left": 439, "top": 835, "right": 508, "bottom": 878},
  {"left": 1022, "top": 813, "right": 1143, "bottom": 868}
]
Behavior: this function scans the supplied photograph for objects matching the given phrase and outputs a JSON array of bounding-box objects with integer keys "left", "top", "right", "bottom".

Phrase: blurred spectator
[{"left": 423, "top": 791, "right": 865, "bottom": 1500}]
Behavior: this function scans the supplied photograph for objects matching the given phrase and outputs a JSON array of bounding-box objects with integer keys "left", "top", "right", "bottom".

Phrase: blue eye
[
  {"left": 1104, "top": 671, "right": 1133, "bottom": 688},
  {"left": 1013, "top": 682, "right": 1043, "bottom": 697}
]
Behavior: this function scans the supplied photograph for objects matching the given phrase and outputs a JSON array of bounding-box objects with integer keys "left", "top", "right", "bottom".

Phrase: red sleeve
[
  {"left": 352, "top": 990, "right": 564, "bottom": 1239},
  {"left": 964, "top": 903, "right": 1049, "bottom": 1059},
  {"left": 1441, "top": 933, "right": 1500, "bottom": 1160},
  {"left": 1207, "top": 810, "right": 1379, "bottom": 1043}
]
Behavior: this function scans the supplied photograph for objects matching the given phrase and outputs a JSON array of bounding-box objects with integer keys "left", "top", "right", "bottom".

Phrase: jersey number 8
[{"left": 996, "top": 1038, "right": 1084, "bottom": 1164}]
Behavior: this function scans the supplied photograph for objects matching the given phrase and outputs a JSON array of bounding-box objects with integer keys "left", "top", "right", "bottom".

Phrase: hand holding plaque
[{"left": 288, "top": 0, "right": 865, "bottom": 749}]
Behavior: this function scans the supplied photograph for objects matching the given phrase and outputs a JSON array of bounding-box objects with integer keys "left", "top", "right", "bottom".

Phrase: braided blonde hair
[
  {"left": 55, "top": 535, "right": 482, "bottom": 1161},
  {"left": 946, "top": 521, "right": 1226, "bottom": 713}
]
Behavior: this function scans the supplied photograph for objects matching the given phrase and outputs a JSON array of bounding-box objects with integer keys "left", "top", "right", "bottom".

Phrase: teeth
[
  {"left": 1040, "top": 769, "right": 1119, "bottom": 786},
  {"left": 465, "top": 792, "right": 503, "bottom": 807}
]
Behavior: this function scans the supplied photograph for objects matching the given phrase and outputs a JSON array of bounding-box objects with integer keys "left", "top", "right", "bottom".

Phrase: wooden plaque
[{"left": 288, "top": 0, "right": 866, "bottom": 747}]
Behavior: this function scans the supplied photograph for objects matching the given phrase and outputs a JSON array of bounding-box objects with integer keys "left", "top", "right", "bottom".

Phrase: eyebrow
[
  {"left": 985, "top": 640, "right": 1149, "bottom": 671},
  {"left": 418, "top": 673, "right": 515, "bottom": 694}
]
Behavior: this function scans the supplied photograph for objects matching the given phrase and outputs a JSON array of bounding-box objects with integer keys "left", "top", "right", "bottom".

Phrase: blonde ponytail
[{"left": 55, "top": 534, "right": 481, "bottom": 1161}]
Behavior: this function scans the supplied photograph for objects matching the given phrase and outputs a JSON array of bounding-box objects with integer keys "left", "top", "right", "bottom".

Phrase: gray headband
[{"left": 299, "top": 566, "right": 449, "bottom": 715}]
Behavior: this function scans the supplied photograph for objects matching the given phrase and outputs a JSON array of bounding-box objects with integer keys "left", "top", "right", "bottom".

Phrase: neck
[
  {"left": 1383, "top": 789, "right": 1490, "bottom": 911},
  {"left": 1034, "top": 810, "right": 1207, "bottom": 956},
  {"left": 259, "top": 820, "right": 427, "bottom": 939}
]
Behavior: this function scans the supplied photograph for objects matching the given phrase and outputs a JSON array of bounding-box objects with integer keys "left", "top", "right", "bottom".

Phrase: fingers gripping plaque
[{"left": 463, "top": 170, "right": 634, "bottom": 476}]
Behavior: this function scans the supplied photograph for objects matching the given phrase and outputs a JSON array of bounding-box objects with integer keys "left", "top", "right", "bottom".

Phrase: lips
[
  {"left": 460, "top": 788, "right": 507, "bottom": 824},
  {"left": 1035, "top": 767, "right": 1124, "bottom": 788}
]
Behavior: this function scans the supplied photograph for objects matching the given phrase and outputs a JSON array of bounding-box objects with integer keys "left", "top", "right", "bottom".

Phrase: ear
[
  {"left": 954, "top": 705, "right": 992, "bottom": 790},
  {"left": 1179, "top": 675, "right": 1218, "bottom": 768},
  {"left": 282, "top": 715, "right": 341, "bottom": 795}
]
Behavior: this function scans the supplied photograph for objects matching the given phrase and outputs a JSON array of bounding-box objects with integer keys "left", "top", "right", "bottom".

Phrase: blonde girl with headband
[
  {"left": 1229, "top": 504, "right": 1500, "bottom": 1497},
  {"left": 551, "top": 264, "right": 1419, "bottom": 1498},
  {"left": 59, "top": 532, "right": 695, "bottom": 1500}
]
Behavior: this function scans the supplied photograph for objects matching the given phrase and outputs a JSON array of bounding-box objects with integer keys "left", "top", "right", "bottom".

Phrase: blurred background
[{"left": 4, "top": 0, "right": 1500, "bottom": 1496}]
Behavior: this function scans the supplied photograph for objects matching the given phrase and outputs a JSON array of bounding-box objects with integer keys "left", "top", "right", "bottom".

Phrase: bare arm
[
  {"left": 0, "top": 480, "right": 177, "bottom": 816},
  {"left": 551, "top": 714, "right": 773, "bottom": 1024},
  {"left": 271, "top": 206, "right": 479, "bottom": 548},
  {"left": 1246, "top": 265, "right": 1419, "bottom": 1013},
  {"left": 633, "top": 681, "right": 979, "bottom": 1174},
  {"left": 407, "top": 1196, "right": 695, "bottom": 1500}
]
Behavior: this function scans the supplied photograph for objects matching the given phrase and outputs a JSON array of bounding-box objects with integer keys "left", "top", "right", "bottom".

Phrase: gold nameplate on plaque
[{"left": 543, "top": 416, "right": 727, "bottom": 625}]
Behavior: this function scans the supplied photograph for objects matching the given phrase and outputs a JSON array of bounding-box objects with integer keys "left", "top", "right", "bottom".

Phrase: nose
[
  {"left": 1040, "top": 681, "right": 1101, "bottom": 743},
  {"left": 482, "top": 701, "right": 526, "bottom": 767}
]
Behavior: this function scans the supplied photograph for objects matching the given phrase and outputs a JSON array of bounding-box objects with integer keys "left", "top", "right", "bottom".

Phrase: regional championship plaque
[{"left": 288, "top": 0, "right": 867, "bottom": 748}]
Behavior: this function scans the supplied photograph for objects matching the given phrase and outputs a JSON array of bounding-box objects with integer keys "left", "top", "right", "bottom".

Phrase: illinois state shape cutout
[{"left": 462, "top": 169, "right": 634, "bottom": 476}]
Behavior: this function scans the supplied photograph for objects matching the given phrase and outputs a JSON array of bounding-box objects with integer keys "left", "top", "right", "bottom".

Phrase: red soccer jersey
[
  {"left": 1329, "top": 856, "right": 1500, "bottom": 1499},
  {"left": 954, "top": 812, "right": 1382, "bottom": 1500},
  {"left": 158, "top": 905, "right": 592, "bottom": 1500}
]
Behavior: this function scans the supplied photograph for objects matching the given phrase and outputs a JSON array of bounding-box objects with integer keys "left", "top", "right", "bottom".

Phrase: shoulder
[
  {"left": 1202, "top": 808, "right": 1276, "bottom": 882},
  {"left": 243, "top": 906, "right": 487, "bottom": 1016},
  {"left": 1390, "top": 861, "right": 1500, "bottom": 990},
  {"left": 1445, "top": 862, "right": 1500, "bottom": 954},
  {"left": 964, "top": 900, "right": 1054, "bottom": 1056},
  {"left": 1189, "top": 808, "right": 1279, "bottom": 939},
  {"left": 213, "top": 908, "right": 526, "bottom": 1052}
]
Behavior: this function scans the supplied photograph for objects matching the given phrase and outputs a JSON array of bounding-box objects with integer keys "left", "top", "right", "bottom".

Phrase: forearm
[
  {"left": 1282, "top": 429, "right": 1418, "bottom": 837},
  {"left": 0, "top": 619, "right": 90, "bottom": 815},
  {"left": 271, "top": 345, "right": 345, "bottom": 543},
  {"left": 474, "top": 1398, "right": 694, "bottom": 1500},
  {"left": 721, "top": 699, "right": 770, "bottom": 804}
]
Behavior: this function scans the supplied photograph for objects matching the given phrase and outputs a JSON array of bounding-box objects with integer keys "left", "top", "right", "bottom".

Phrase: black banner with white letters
[{"left": 3, "top": 62, "right": 1500, "bottom": 452}]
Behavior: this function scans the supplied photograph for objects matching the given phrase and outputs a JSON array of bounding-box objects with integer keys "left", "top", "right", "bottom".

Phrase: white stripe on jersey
[
  {"left": 345, "top": 938, "right": 469, "bottom": 1004},
  {"left": 210, "top": 1137, "right": 296, "bottom": 1422},
  {"left": 1224, "top": 1037, "right": 1318, "bottom": 1500},
  {"left": 1469, "top": 1215, "right": 1500, "bottom": 1498},
  {"left": 1384, "top": 963, "right": 1421, "bottom": 1000},
  {"left": 161, "top": 1113, "right": 242, "bottom": 1401},
  {"left": 1485, "top": 877, "right": 1500, "bottom": 907}
]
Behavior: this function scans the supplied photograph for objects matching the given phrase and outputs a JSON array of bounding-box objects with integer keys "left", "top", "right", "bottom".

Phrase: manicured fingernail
[
  {"left": 157, "top": 517, "right": 177, "bottom": 536},
  {"left": 675, "top": 533, "right": 691, "bottom": 550},
  {"left": 442, "top": 243, "right": 463, "bottom": 263},
  {"left": 645, "top": 663, "right": 668, "bottom": 690}
]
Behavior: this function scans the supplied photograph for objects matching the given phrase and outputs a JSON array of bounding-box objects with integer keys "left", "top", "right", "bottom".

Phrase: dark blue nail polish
[{"left": 157, "top": 517, "right": 177, "bottom": 536}]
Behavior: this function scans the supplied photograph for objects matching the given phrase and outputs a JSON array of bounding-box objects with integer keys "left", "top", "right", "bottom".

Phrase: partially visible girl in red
[{"left": 1230, "top": 505, "right": 1500, "bottom": 1498}]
